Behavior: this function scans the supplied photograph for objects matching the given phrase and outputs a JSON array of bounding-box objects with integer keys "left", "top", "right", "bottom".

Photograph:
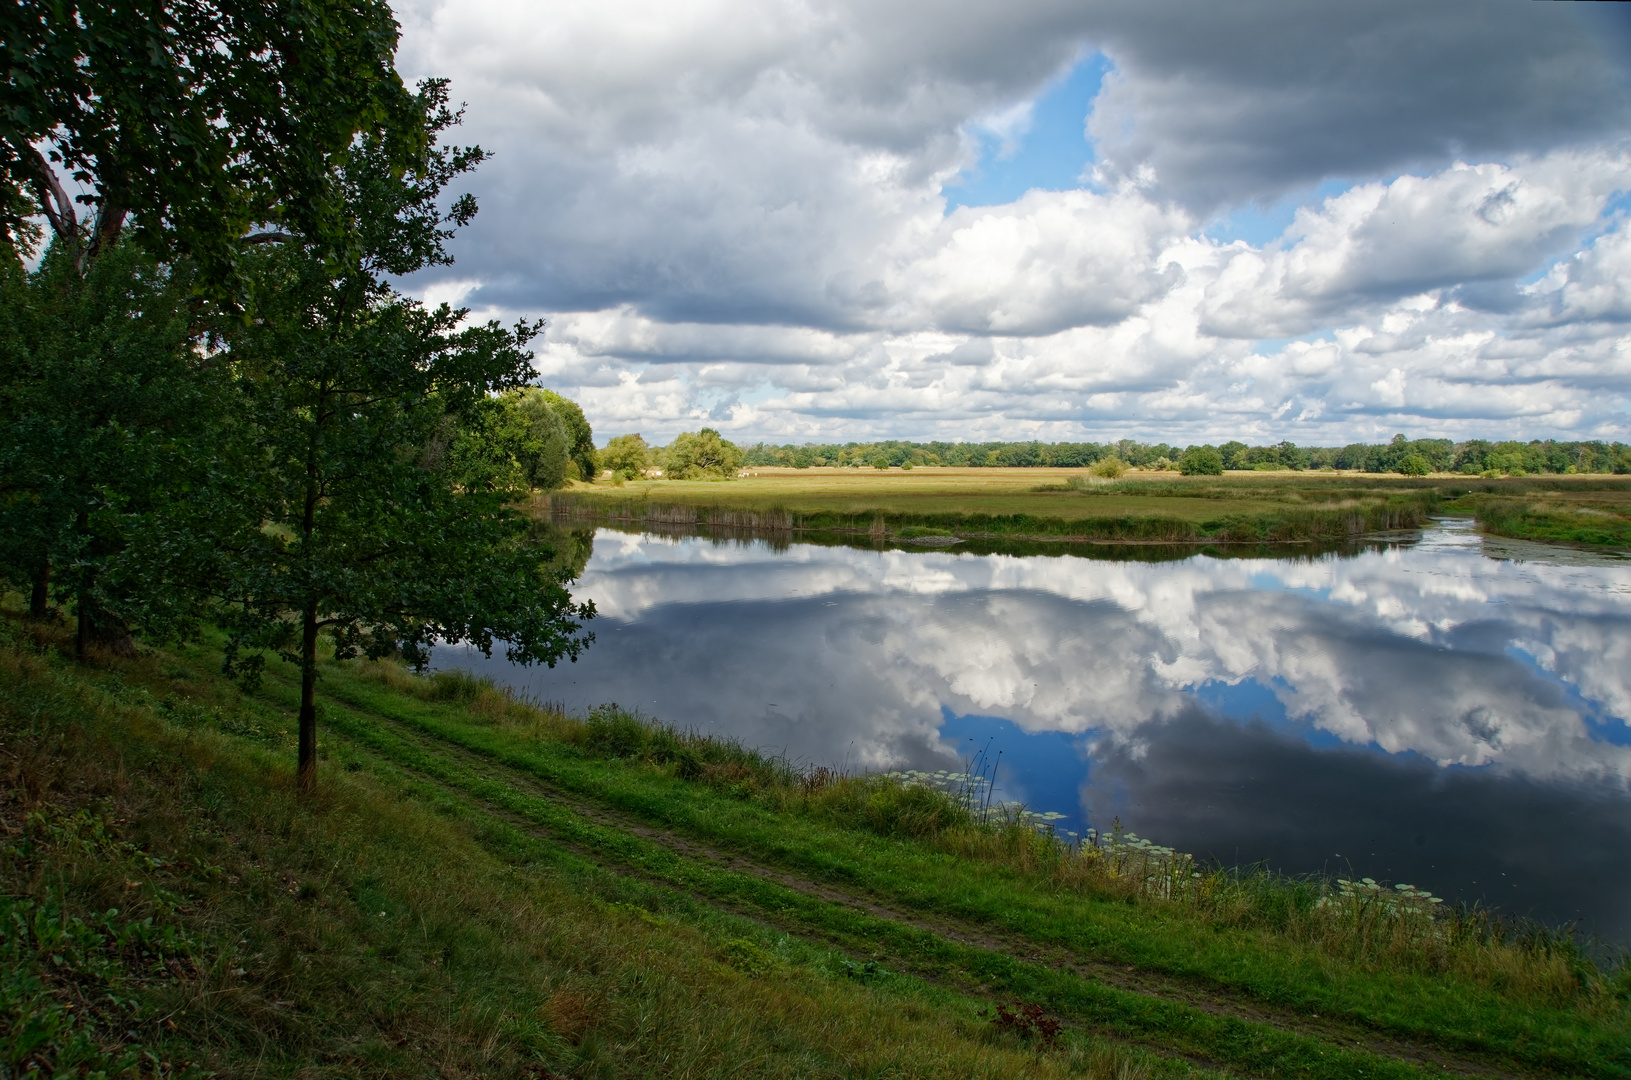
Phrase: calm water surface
[{"left": 437, "top": 521, "right": 1631, "bottom": 943}]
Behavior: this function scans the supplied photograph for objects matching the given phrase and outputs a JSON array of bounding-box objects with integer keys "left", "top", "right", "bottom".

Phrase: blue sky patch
[{"left": 944, "top": 53, "right": 1110, "bottom": 212}]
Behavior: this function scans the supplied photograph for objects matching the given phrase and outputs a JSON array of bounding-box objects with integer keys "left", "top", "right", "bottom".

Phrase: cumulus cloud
[
  {"left": 391, "top": 0, "right": 1631, "bottom": 443},
  {"left": 1198, "top": 153, "right": 1631, "bottom": 337}
]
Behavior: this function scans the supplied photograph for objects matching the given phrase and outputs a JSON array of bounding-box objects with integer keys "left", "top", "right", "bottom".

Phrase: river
[{"left": 435, "top": 519, "right": 1631, "bottom": 944}]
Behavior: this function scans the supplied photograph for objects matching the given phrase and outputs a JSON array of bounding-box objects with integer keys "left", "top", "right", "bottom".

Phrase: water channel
[{"left": 435, "top": 519, "right": 1631, "bottom": 944}]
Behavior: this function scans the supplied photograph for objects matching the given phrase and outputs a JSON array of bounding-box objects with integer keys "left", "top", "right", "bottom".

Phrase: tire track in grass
[
  {"left": 327, "top": 730, "right": 1230, "bottom": 1080},
  {"left": 319, "top": 710, "right": 1336, "bottom": 1080},
  {"left": 309, "top": 673, "right": 1585, "bottom": 1080},
  {"left": 283, "top": 679, "right": 1489, "bottom": 1080}
]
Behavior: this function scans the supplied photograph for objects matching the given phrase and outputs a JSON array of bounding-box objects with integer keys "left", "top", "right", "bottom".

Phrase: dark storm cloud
[{"left": 1086, "top": 0, "right": 1631, "bottom": 207}]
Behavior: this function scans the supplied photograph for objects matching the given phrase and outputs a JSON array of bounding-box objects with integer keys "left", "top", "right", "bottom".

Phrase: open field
[
  {"left": 4, "top": 612, "right": 1630, "bottom": 1078},
  {"left": 544, "top": 467, "right": 1443, "bottom": 544},
  {"left": 541, "top": 466, "right": 1533, "bottom": 544},
  {"left": 543, "top": 468, "right": 1631, "bottom": 549}
]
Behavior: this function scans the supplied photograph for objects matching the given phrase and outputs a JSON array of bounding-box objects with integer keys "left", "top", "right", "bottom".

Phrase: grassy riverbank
[
  {"left": 545, "top": 469, "right": 1631, "bottom": 551},
  {"left": 4, "top": 612, "right": 1629, "bottom": 1078},
  {"left": 544, "top": 468, "right": 1447, "bottom": 544},
  {"left": 1443, "top": 484, "right": 1631, "bottom": 551}
]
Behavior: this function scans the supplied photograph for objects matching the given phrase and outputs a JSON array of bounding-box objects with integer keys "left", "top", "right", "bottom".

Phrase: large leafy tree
[
  {"left": 499, "top": 388, "right": 573, "bottom": 491},
  {"left": 538, "top": 389, "right": 597, "bottom": 482},
  {"left": 600, "top": 433, "right": 652, "bottom": 480},
  {"left": 1, "top": 0, "right": 421, "bottom": 279},
  {"left": 663, "top": 428, "right": 744, "bottom": 479},
  {"left": 0, "top": 239, "right": 219, "bottom": 653},
  {"left": 1, "top": 0, "right": 424, "bottom": 647},
  {"left": 198, "top": 83, "right": 593, "bottom": 792}
]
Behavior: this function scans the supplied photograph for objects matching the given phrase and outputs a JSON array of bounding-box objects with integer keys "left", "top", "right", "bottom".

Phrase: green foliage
[
  {"left": 1455, "top": 494, "right": 1631, "bottom": 549},
  {"left": 578, "top": 706, "right": 796, "bottom": 792},
  {"left": 538, "top": 389, "right": 597, "bottom": 482},
  {"left": 502, "top": 387, "right": 573, "bottom": 490},
  {"left": 599, "top": 433, "right": 653, "bottom": 480},
  {"left": 1398, "top": 453, "right": 1432, "bottom": 476},
  {"left": 1088, "top": 455, "right": 1127, "bottom": 479},
  {"left": 0, "top": 240, "right": 223, "bottom": 648},
  {"left": 1178, "top": 446, "right": 1224, "bottom": 476},
  {"left": 821, "top": 777, "right": 974, "bottom": 838},
  {"left": 0, "top": 0, "right": 424, "bottom": 286},
  {"left": 734, "top": 437, "right": 1631, "bottom": 476},
  {"left": 662, "top": 428, "right": 744, "bottom": 479},
  {"left": 140, "top": 83, "right": 596, "bottom": 788}
]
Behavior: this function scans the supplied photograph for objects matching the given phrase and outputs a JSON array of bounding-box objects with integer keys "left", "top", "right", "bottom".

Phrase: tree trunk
[
  {"left": 297, "top": 600, "right": 319, "bottom": 794},
  {"left": 29, "top": 559, "right": 48, "bottom": 618}
]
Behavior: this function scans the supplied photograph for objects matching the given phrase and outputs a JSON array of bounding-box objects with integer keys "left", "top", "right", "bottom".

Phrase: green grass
[
  {"left": 1443, "top": 486, "right": 1631, "bottom": 551},
  {"left": 546, "top": 469, "right": 1451, "bottom": 544},
  {"left": 552, "top": 469, "right": 1631, "bottom": 550},
  {"left": 0, "top": 619, "right": 1178, "bottom": 1079},
  {"left": 4, "top": 612, "right": 1628, "bottom": 1078}
]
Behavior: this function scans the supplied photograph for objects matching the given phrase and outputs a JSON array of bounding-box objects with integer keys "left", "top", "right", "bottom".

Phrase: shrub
[
  {"left": 1088, "top": 455, "right": 1127, "bottom": 479},
  {"left": 1398, "top": 454, "right": 1431, "bottom": 476},
  {"left": 1179, "top": 446, "right": 1224, "bottom": 475}
]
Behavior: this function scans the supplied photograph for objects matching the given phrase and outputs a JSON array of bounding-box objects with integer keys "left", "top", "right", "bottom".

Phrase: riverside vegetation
[
  {"left": 5, "top": 609, "right": 1630, "bottom": 1079},
  {"left": 545, "top": 468, "right": 1631, "bottom": 552}
]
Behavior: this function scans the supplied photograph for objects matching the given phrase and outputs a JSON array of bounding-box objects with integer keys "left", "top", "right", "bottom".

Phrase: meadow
[
  {"left": 4, "top": 610, "right": 1629, "bottom": 1078},
  {"left": 544, "top": 467, "right": 1631, "bottom": 550}
]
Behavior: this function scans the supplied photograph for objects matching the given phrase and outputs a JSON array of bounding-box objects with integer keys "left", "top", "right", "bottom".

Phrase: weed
[
  {"left": 989, "top": 1001, "right": 1062, "bottom": 1048},
  {"left": 721, "top": 938, "right": 779, "bottom": 976}
]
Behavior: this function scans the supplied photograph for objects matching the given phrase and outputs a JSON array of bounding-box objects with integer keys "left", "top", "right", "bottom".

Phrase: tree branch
[{"left": 16, "top": 143, "right": 80, "bottom": 256}]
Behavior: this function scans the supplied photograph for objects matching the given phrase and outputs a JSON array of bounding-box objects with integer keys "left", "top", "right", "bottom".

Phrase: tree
[
  {"left": 663, "top": 429, "right": 743, "bottom": 479},
  {"left": 196, "top": 85, "right": 593, "bottom": 793},
  {"left": 1179, "top": 445, "right": 1225, "bottom": 476},
  {"left": 600, "top": 434, "right": 652, "bottom": 480},
  {"left": 0, "top": 239, "right": 217, "bottom": 652},
  {"left": 538, "top": 390, "right": 596, "bottom": 482},
  {"left": 499, "top": 388, "right": 572, "bottom": 491},
  {"left": 1218, "top": 441, "right": 1249, "bottom": 470},
  {"left": 1, "top": 0, "right": 423, "bottom": 282},
  {"left": 1398, "top": 453, "right": 1431, "bottom": 476}
]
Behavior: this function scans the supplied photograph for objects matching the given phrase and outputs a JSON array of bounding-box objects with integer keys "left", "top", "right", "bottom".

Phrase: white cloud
[{"left": 389, "top": 0, "right": 1631, "bottom": 444}]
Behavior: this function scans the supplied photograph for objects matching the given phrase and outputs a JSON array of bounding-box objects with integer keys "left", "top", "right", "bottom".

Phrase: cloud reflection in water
[{"left": 439, "top": 525, "right": 1631, "bottom": 940}]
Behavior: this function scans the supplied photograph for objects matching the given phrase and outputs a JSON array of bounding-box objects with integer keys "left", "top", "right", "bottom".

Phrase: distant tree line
[{"left": 726, "top": 434, "right": 1631, "bottom": 476}]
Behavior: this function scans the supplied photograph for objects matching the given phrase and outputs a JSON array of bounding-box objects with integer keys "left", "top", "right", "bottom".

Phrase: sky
[{"left": 392, "top": 0, "right": 1631, "bottom": 447}]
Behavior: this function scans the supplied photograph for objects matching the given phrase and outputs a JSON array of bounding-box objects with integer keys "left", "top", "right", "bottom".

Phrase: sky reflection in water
[{"left": 437, "top": 521, "right": 1631, "bottom": 942}]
